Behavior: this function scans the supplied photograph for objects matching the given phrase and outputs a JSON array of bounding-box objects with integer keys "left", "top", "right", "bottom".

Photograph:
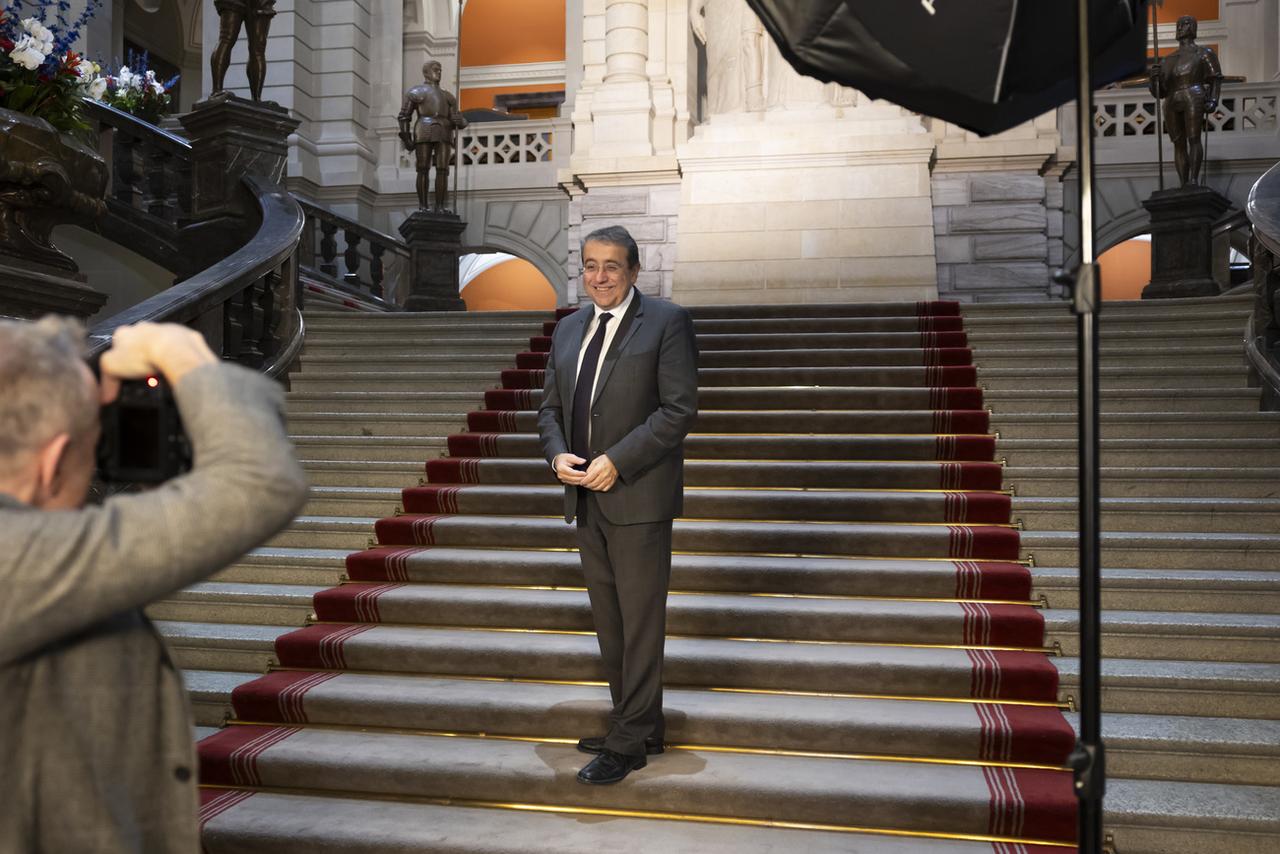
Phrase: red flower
[{"left": 0, "top": 37, "right": 12, "bottom": 52}]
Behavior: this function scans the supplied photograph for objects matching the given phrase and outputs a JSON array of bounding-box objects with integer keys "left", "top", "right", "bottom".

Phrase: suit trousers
[{"left": 575, "top": 487, "right": 673, "bottom": 756}]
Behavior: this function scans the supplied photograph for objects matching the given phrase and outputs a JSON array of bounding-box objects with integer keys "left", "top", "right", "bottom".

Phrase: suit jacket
[
  {"left": 0, "top": 363, "right": 308, "bottom": 853},
  {"left": 538, "top": 289, "right": 699, "bottom": 525}
]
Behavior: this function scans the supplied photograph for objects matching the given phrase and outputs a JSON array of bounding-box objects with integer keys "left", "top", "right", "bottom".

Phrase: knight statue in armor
[
  {"left": 210, "top": 0, "right": 276, "bottom": 101},
  {"left": 1148, "top": 15, "right": 1223, "bottom": 187},
  {"left": 398, "top": 61, "right": 469, "bottom": 212}
]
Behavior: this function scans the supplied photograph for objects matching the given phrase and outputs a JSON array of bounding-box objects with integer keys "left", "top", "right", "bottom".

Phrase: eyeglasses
[{"left": 583, "top": 262, "right": 625, "bottom": 276}]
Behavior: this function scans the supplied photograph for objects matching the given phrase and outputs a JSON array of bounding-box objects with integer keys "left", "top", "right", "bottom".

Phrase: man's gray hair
[
  {"left": 581, "top": 225, "right": 641, "bottom": 270},
  {"left": 0, "top": 316, "right": 96, "bottom": 478}
]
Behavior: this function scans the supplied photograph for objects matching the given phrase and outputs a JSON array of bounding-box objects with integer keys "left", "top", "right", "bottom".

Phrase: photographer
[{"left": 0, "top": 318, "right": 308, "bottom": 852}]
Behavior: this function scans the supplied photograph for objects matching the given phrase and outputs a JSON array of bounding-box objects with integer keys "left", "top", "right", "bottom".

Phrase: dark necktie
[{"left": 572, "top": 312, "right": 613, "bottom": 468}]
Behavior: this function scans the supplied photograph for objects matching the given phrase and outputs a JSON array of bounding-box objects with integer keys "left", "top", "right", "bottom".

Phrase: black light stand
[{"left": 1067, "top": 0, "right": 1106, "bottom": 852}]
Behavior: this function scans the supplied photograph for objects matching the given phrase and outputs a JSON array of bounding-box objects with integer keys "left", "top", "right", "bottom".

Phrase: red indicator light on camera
[{"left": 147, "top": 376, "right": 159, "bottom": 388}]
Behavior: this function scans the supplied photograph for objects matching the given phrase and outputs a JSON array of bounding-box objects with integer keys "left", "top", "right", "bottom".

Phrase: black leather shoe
[
  {"left": 576, "top": 749, "right": 646, "bottom": 785},
  {"left": 576, "top": 735, "right": 665, "bottom": 756}
]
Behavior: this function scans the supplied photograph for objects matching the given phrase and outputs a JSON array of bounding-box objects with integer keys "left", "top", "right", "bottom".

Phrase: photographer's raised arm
[{"left": 0, "top": 331, "right": 308, "bottom": 668}]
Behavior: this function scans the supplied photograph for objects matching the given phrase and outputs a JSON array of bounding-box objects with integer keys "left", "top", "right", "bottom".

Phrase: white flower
[
  {"left": 149, "top": 80, "right": 165, "bottom": 96},
  {"left": 20, "top": 18, "right": 54, "bottom": 52},
  {"left": 74, "top": 57, "right": 95, "bottom": 79},
  {"left": 116, "top": 66, "right": 135, "bottom": 88},
  {"left": 88, "top": 77, "right": 108, "bottom": 100},
  {"left": 9, "top": 35, "right": 46, "bottom": 70}
]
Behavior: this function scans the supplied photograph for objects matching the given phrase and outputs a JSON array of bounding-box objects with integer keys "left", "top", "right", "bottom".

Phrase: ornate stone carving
[{"left": 0, "top": 109, "right": 107, "bottom": 273}]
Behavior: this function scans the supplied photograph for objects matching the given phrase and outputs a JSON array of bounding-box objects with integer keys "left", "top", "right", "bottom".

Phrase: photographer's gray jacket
[{"left": 0, "top": 363, "right": 308, "bottom": 853}]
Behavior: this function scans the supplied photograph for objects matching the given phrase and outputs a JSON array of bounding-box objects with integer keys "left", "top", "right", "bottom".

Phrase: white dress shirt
[{"left": 574, "top": 285, "right": 636, "bottom": 445}]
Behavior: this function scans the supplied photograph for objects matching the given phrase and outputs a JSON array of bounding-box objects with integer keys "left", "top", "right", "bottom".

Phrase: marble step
[
  {"left": 961, "top": 294, "right": 1250, "bottom": 317},
  {"left": 183, "top": 668, "right": 1280, "bottom": 787},
  {"left": 1055, "top": 656, "right": 1280, "bottom": 719},
  {"left": 298, "top": 353, "right": 517, "bottom": 371},
  {"left": 293, "top": 409, "right": 991, "bottom": 438},
  {"left": 195, "top": 667, "right": 1068, "bottom": 764},
  {"left": 962, "top": 309, "right": 1247, "bottom": 331},
  {"left": 158, "top": 621, "right": 1057, "bottom": 702},
  {"left": 287, "top": 391, "right": 485, "bottom": 415},
  {"left": 972, "top": 344, "right": 1246, "bottom": 369},
  {"left": 214, "top": 547, "right": 350, "bottom": 586},
  {"left": 996, "top": 438, "right": 1280, "bottom": 467},
  {"left": 1012, "top": 497, "right": 1280, "bottom": 534},
  {"left": 1033, "top": 567, "right": 1280, "bottom": 615},
  {"left": 1021, "top": 530, "right": 1280, "bottom": 571},
  {"left": 298, "top": 459, "right": 426, "bottom": 488},
  {"left": 270, "top": 514, "right": 1021, "bottom": 562},
  {"left": 291, "top": 373, "right": 507, "bottom": 394},
  {"left": 289, "top": 436, "right": 448, "bottom": 462},
  {"left": 288, "top": 414, "right": 467, "bottom": 439},
  {"left": 196, "top": 788, "right": 1066, "bottom": 854},
  {"left": 308, "top": 485, "right": 1011, "bottom": 524},
  {"left": 147, "top": 582, "right": 323, "bottom": 627},
  {"left": 301, "top": 337, "right": 532, "bottom": 356},
  {"left": 978, "top": 365, "right": 1249, "bottom": 391},
  {"left": 196, "top": 727, "right": 1075, "bottom": 846},
  {"left": 1043, "top": 608, "right": 1280, "bottom": 663},
  {"left": 1004, "top": 465, "right": 1280, "bottom": 498},
  {"left": 983, "top": 387, "right": 1261, "bottom": 413},
  {"left": 992, "top": 411, "right": 1280, "bottom": 439},
  {"left": 965, "top": 326, "right": 1245, "bottom": 349}
]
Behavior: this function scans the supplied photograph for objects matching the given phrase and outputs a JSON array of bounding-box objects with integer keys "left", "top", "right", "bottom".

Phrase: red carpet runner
[{"left": 198, "top": 300, "right": 1078, "bottom": 851}]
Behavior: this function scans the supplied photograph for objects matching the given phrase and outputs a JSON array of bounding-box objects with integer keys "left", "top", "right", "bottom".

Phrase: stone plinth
[
  {"left": 672, "top": 110, "right": 939, "bottom": 305},
  {"left": 1142, "top": 186, "right": 1234, "bottom": 300},
  {"left": 179, "top": 94, "right": 300, "bottom": 221},
  {"left": 398, "top": 211, "right": 467, "bottom": 311},
  {"left": 0, "top": 259, "right": 107, "bottom": 321}
]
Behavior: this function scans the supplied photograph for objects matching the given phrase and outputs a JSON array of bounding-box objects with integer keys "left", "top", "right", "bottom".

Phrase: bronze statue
[
  {"left": 398, "top": 61, "right": 468, "bottom": 212},
  {"left": 1148, "top": 15, "right": 1223, "bottom": 187},
  {"left": 209, "top": 0, "right": 276, "bottom": 101}
]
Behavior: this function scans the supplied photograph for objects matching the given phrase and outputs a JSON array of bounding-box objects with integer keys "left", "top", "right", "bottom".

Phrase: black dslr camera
[{"left": 96, "top": 375, "right": 192, "bottom": 484}]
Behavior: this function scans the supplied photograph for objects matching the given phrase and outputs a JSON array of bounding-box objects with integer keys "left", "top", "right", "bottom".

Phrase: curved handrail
[
  {"left": 1245, "top": 160, "right": 1280, "bottom": 407},
  {"left": 82, "top": 98, "right": 192, "bottom": 154},
  {"left": 87, "top": 175, "right": 305, "bottom": 359}
]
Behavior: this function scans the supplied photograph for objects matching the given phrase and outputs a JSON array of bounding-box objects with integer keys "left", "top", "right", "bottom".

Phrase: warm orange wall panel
[
  {"left": 1098, "top": 239, "right": 1152, "bottom": 301},
  {"left": 460, "top": 84, "right": 562, "bottom": 112},
  {"left": 461, "top": 258, "right": 558, "bottom": 311},
  {"left": 460, "top": 0, "right": 565, "bottom": 67},
  {"left": 1155, "top": 0, "right": 1219, "bottom": 24}
]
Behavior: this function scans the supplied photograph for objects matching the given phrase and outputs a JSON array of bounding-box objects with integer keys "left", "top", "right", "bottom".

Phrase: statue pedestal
[
  {"left": 398, "top": 210, "right": 467, "bottom": 311},
  {"left": 1142, "top": 185, "right": 1233, "bottom": 299},
  {"left": 672, "top": 110, "right": 939, "bottom": 305},
  {"left": 0, "top": 258, "right": 107, "bottom": 321},
  {"left": 179, "top": 94, "right": 300, "bottom": 221}
]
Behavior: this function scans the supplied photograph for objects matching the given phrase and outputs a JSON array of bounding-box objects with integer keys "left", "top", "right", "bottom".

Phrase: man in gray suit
[
  {"left": 538, "top": 225, "right": 698, "bottom": 785},
  {"left": 0, "top": 319, "right": 307, "bottom": 851}
]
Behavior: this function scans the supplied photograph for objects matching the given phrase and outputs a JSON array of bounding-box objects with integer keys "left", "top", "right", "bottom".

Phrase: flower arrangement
[
  {"left": 0, "top": 0, "right": 106, "bottom": 134},
  {"left": 100, "top": 53, "right": 177, "bottom": 124}
]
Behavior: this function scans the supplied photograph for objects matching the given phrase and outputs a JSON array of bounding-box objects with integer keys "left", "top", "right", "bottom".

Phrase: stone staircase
[{"left": 153, "top": 295, "right": 1280, "bottom": 853}]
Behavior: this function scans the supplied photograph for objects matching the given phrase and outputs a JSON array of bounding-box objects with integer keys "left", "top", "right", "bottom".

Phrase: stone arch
[
  {"left": 1063, "top": 168, "right": 1262, "bottom": 267},
  {"left": 472, "top": 199, "right": 569, "bottom": 305}
]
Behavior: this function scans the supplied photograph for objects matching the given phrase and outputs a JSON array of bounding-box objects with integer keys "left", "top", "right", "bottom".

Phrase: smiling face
[{"left": 581, "top": 240, "right": 638, "bottom": 311}]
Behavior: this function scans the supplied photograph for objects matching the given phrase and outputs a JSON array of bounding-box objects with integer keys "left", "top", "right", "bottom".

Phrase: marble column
[{"left": 604, "top": 0, "right": 648, "bottom": 82}]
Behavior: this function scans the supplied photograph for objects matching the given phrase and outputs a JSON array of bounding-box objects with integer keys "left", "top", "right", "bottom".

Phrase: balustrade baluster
[
  {"left": 146, "top": 147, "right": 174, "bottom": 222},
  {"left": 343, "top": 229, "right": 364, "bottom": 287},
  {"left": 319, "top": 220, "right": 339, "bottom": 276},
  {"left": 223, "top": 291, "right": 246, "bottom": 362},
  {"left": 113, "top": 134, "right": 142, "bottom": 207},
  {"left": 370, "top": 243, "right": 386, "bottom": 297}
]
